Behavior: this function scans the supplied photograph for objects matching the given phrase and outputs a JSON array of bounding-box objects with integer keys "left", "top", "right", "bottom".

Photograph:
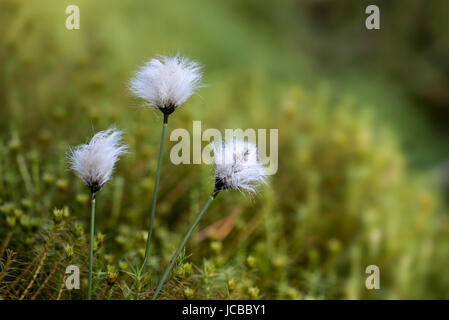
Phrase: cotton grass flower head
[
  {"left": 153, "top": 139, "right": 267, "bottom": 299},
  {"left": 211, "top": 139, "right": 267, "bottom": 195},
  {"left": 68, "top": 128, "right": 128, "bottom": 195},
  {"left": 132, "top": 54, "right": 202, "bottom": 270},
  {"left": 129, "top": 55, "right": 203, "bottom": 118}
]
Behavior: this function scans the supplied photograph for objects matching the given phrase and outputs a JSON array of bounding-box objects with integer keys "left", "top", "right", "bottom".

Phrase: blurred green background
[{"left": 1, "top": 0, "right": 449, "bottom": 299}]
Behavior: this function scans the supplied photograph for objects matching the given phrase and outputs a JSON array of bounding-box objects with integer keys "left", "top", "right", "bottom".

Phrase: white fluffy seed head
[
  {"left": 68, "top": 128, "right": 128, "bottom": 194},
  {"left": 211, "top": 139, "right": 267, "bottom": 195},
  {"left": 129, "top": 55, "right": 203, "bottom": 110}
]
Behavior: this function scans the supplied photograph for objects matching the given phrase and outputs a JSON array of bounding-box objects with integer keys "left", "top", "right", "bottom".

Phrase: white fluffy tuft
[
  {"left": 68, "top": 128, "right": 128, "bottom": 193},
  {"left": 211, "top": 139, "right": 267, "bottom": 194},
  {"left": 129, "top": 55, "right": 203, "bottom": 109}
]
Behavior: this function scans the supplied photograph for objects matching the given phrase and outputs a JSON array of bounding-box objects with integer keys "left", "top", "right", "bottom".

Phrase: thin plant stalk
[
  {"left": 153, "top": 193, "right": 216, "bottom": 299},
  {"left": 16, "top": 153, "right": 33, "bottom": 197},
  {"left": 0, "top": 250, "right": 14, "bottom": 285},
  {"left": 31, "top": 261, "right": 59, "bottom": 300},
  {"left": 0, "top": 231, "right": 13, "bottom": 259},
  {"left": 141, "top": 115, "right": 168, "bottom": 270},
  {"left": 57, "top": 272, "right": 68, "bottom": 300},
  {"left": 19, "top": 225, "right": 56, "bottom": 300},
  {"left": 1, "top": 253, "right": 39, "bottom": 297},
  {"left": 88, "top": 195, "right": 96, "bottom": 300}
]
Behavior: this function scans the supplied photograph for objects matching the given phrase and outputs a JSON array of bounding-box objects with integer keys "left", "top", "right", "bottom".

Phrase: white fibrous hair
[
  {"left": 68, "top": 128, "right": 128, "bottom": 194},
  {"left": 129, "top": 55, "right": 203, "bottom": 110},
  {"left": 211, "top": 139, "right": 267, "bottom": 194}
]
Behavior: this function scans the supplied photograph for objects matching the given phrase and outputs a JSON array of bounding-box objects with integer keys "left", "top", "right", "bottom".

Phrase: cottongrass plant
[
  {"left": 152, "top": 139, "right": 267, "bottom": 299},
  {"left": 68, "top": 127, "right": 128, "bottom": 299},
  {"left": 130, "top": 55, "right": 203, "bottom": 270}
]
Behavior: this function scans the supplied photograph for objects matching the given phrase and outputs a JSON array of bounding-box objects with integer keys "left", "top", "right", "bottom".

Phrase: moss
[{"left": 0, "top": 0, "right": 448, "bottom": 300}]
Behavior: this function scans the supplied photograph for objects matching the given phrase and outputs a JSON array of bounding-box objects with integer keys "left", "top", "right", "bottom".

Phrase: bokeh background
[{"left": 1, "top": 0, "right": 449, "bottom": 299}]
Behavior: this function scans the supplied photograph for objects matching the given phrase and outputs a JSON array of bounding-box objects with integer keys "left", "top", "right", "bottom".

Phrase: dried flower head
[
  {"left": 129, "top": 55, "right": 202, "bottom": 116},
  {"left": 68, "top": 128, "right": 128, "bottom": 195},
  {"left": 211, "top": 139, "right": 267, "bottom": 195}
]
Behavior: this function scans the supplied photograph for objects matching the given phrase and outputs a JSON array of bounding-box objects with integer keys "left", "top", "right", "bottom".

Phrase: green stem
[
  {"left": 0, "top": 231, "right": 13, "bottom": 259},
  {"left": 141, "top": 120, "right": 167, "bottom": 271},
  {"left": 16, "top": 154, "right": 33, "bottom": 197},
  {"left": 88, "top": 195, "right": 96, "bottom": 300},
  {"left": 152, "top": 194, "right": 216, "bottom": 299}
]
